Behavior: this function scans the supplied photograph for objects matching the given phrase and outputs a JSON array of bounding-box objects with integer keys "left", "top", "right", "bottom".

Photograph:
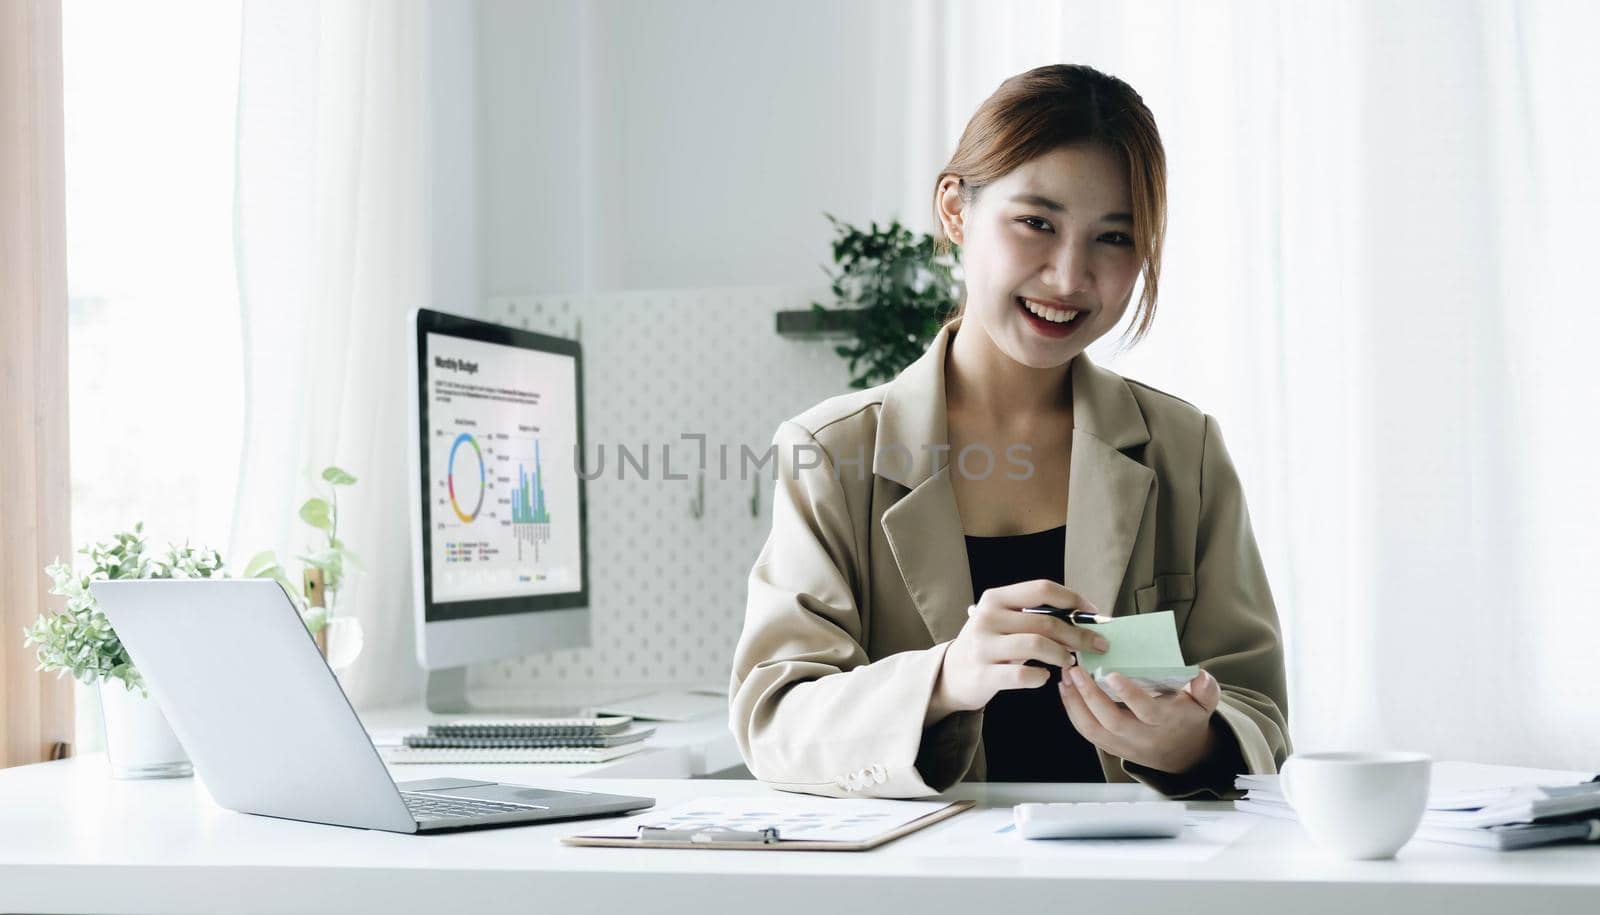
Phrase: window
[{"left": 63, "top": 1, "right": 244, "bottom": 747}]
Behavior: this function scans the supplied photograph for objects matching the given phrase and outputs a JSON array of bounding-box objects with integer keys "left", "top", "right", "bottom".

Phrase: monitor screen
[{"left": 414, "top": 310, "right": 587, "bottom": 623}]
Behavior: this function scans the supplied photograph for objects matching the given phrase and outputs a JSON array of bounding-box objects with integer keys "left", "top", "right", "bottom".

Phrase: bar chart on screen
[{"left": 508, "top": 438, "right": 554, "bottom": 562}]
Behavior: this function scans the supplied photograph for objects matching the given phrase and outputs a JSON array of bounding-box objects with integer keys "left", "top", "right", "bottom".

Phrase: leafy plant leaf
[
  {"left": 297, "top": 549, "right": 344, "bottom": 592},
  {"left": 301, "top": 606, "right": 329, "bottom": 634},
  {"left": 23, "top": 523, "right": 221, "bottom": 693},
  {"left": 243, "top": 549, "right": 300, "bottom": 601},
  {"left": 298, "top": 497, "right": 333, "bottom": 533},
  {"left": 241, "top": 550, "right": 279, "bottom": 578},
  {"left": 321, "top": 466, "right": 358, "bottom": 486},
  {"left": 812, "top": 214, "right": 962, "bottom": 389}
]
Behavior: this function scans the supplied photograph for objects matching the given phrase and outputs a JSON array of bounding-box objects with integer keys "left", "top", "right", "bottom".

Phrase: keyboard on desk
[{"left": 401, "top": 792, "right": 545, "bottom": 822}]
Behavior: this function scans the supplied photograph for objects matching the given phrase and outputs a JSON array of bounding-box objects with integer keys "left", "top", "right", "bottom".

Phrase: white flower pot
[
  {"left": 99, "top": 682, "right": 192, "bottom": 779},
  {"left": 323, "top": 614, "right": 365, "bottom": 671}
]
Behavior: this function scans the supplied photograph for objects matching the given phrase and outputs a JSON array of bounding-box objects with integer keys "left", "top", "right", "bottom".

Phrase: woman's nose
[{"left": 1044, "top": 239, "right": 1093, "bottom": 295}]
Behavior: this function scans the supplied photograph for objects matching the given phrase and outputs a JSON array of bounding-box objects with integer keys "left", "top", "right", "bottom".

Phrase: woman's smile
[{"left": 1015, "top": 295, "right": 1088, "bottom": 339}]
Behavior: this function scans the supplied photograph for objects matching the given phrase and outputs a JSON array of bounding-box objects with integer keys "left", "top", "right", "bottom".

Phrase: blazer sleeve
[
  {"left": 1122, "top": 414, "right": 1292, "bottom": 798},
  {"left": 728, "top": 420, "right": 981, "bottom": 798}
]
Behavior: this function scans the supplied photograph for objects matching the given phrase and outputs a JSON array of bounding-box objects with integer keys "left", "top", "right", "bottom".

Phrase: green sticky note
[{"left": 1073, "top": 611, "right": 1198, "bottom": 695}]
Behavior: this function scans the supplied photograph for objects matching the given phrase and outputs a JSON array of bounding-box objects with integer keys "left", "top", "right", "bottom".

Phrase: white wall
[
  {"left": 424, "top": 2, "right": 895, "bottom": 693},
  {"left": 428, "top": 0, "right": 483, "bottom": 314},
  {"left": 476, "top": 0, "right": 918, "bottom": 296}
]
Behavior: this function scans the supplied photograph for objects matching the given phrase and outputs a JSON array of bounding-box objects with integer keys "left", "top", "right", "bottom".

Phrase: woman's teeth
[{"left": 1019, "top": 297, "right": 1080, "bottom": 324}]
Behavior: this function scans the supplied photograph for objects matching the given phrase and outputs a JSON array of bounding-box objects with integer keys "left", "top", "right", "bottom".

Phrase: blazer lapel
[
  {"left": 875, "top": 320, "right": 1156, "bottom": 642},
  {"left": 876, "top": 322, "right": 973, "bottom": 643},
  {"left": 881, "top": 468, "right": 973, "bottom": 643},
  {"left": 1063, "top": 353, "right": 1154, "bottom": 615}
]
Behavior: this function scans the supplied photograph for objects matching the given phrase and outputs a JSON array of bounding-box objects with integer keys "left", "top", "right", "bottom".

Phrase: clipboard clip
[{"left": 637, "top": 825, "right": 781, "bottom": 845}]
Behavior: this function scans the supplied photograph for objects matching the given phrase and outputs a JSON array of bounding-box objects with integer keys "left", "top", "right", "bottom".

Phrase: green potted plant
[
  {"left": 809, "top": 214, "right": 964, "bottom": 389},
  {"left": 242, "top": 465, "right": 364, "bottom": 670},
  {"left": 22, "top": 523, "right": 224, "bottom": 778}
]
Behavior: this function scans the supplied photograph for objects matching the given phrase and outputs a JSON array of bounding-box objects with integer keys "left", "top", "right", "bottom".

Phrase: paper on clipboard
[{"left": 571, "top": 796, "right": 954, "bottom": 843}]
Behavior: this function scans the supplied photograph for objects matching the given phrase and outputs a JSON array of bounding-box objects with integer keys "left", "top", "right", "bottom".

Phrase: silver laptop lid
[{"left": 90, "top": 579, "right": 415, "bottom": 833}]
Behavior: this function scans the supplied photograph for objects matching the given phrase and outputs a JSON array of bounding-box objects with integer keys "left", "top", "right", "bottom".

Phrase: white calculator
[{"left": 1013, "top": 801, "right": 1187, "bottom": 839}]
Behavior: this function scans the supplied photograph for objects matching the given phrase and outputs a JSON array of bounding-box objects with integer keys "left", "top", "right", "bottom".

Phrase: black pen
[{"left": 1021, "top": 606, "right": 1113, "bottom": 625}]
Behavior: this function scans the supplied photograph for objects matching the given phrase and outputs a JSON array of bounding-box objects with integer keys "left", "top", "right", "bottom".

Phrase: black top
[{"left": 965, "top": 525, "right": 1105, "bottom": 783}]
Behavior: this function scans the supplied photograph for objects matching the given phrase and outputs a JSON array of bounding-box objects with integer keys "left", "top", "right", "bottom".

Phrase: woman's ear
[{"left": 935, "top": 177, "right": 967, "bottom": 244}]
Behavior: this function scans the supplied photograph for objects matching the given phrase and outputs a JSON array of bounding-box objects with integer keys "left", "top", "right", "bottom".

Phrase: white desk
[{"left": 2, "top": 757, "right": 1596, "bottom": 915}]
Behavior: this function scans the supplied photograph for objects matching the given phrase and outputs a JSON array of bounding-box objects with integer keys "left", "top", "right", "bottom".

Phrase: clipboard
[{"left": 562, "top": 800, "right": 974, "bottom": 851}]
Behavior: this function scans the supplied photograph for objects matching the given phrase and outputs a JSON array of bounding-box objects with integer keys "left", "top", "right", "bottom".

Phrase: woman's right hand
[{"left": 927, "top": 579, "right": 1110, "bottom": 724}]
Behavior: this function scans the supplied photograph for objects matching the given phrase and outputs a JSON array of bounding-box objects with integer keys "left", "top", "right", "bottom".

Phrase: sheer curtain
[
  {"left": 886, "top": 0, "right": 1600, "bottom": 768},
  {"left": 230, "top": 0, "right": 430, "bottom": 709}
]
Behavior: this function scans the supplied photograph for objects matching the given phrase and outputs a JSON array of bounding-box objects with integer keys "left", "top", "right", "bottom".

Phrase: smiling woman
[
  {"left": 945, "top": 144, "right": 1145, "bottom": 358},
  {"left": 933, "top": 65, "right": 1167, "bottom": 350},
  {"left": 730, "top": 64, "right": 1288, "bottom": 799}
]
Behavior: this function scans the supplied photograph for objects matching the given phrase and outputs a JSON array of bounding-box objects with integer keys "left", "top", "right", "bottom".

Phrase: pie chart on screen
[{"left": 447, "top": 432, "right": 486, "bottom": 523}]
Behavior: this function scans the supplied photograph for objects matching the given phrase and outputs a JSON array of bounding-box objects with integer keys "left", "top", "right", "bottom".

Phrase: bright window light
[
  {"left": 64, "top": 0, "right": 245, "bottom": 557},
  {"left": 63, "top": 1, "right": 246, "bottom": 750}
]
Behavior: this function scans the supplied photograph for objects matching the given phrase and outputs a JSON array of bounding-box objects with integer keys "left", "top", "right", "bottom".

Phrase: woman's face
[{"left": 937, "top": 144, "right": 1144, "bottom": 369}]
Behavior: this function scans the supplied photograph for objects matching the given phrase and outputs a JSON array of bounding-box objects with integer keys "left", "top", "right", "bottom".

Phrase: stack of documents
[
  {"left": 381, "top": 716, "right": 655, "bottom": 764},
  {"left": 1234, "top": 763, "right": 1600, "bottom": 850}
]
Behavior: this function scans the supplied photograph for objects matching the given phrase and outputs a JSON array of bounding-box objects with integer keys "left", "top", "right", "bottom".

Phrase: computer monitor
[{"left": 409, "top": 308, "right": 589, "bottom": 712}]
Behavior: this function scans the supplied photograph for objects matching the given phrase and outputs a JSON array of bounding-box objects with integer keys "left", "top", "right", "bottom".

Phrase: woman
[{"left": 730, "top": 64, "right": 1288, "bottom": 799}]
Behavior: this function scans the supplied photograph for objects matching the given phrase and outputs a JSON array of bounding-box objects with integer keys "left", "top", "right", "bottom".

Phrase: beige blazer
[{"left": 729, "top": 318, "right": 1289, "bottom": 799}]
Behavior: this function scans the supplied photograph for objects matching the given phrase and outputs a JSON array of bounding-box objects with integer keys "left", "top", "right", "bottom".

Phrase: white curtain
[
  {"left": 887, "top": 0, "right": 1600, "bottom": 769},
  {"left": 230, "top": 0, "right": 430, "bottom": 709}
]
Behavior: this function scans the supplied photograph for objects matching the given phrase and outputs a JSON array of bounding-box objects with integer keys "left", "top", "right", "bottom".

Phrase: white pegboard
[{"left": 473, "top": 287, "right": 854, "bottom": 688}]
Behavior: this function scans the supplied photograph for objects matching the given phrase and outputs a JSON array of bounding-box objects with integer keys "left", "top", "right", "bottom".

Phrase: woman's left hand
[{"left": 1058, "top": 667, "right": 1222, "bottom": 775}]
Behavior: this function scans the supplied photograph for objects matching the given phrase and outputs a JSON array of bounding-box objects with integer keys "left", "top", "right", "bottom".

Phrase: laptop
[{"left": 89, "top": 579, "right": 654, "bottom": 833}]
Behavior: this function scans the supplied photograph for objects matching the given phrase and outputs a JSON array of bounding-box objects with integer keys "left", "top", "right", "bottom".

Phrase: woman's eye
[
  {"left": 1018, "top": 216, "right": 1053, "bottom": 233},
  {"left": 1100, "top": 232, "right": 1135, "bottom": 247}
]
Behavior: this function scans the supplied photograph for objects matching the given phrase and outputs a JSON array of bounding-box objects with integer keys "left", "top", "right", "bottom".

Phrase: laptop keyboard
[{"left": 402, "top": 792, "right": 543, "bottom": 822}]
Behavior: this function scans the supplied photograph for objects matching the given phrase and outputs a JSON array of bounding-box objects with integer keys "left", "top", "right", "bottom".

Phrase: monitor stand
[{"left": 423, "top": 667, "right": 584, "bottom": 717}]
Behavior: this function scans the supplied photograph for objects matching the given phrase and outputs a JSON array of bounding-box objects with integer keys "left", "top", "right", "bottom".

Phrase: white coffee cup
[{"left": 1280, "top": 751, "right": 1431, "bottom": 859}]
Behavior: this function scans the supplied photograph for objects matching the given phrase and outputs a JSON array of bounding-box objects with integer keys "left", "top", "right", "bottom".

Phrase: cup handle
[{"left": 1280, "top": 756, "right": 1298, "bottom": 809}]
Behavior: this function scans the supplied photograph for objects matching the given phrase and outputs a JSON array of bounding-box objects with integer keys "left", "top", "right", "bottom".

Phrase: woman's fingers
[
  {"left": 1067, "top": 666, "right": 1137, "bottom": 736},
  {"left": 1059, "top": 678, "right": 1119, "bottom": 749},
  {"left": 1184, "top": 668, "right": 1221, "bottom": 713},
  {"left": 992, "top": 663, "right": 1052, "bottom": 692},
  {"left": 978, "top": 607, "right": 1106, "bottom": 653},
  {"left": 1107, "top": 674, "right": 1167, "bottom": 726},
  {"left": 978, "top": 579, "right": 1098, "bottom": 617},
  {"left": 983, "top": 632, "right": 1076, "bottom": 668},
  {"left": 949, "top": 581, "right": 1119, "bottom": 706},
  {"left": 967, "top": 657, "right": 1051, "bottom": 695},
  {"left": 1056, "top": 668, "right": 1228, "bottom": 771},
  {"left": 971, "top": 592, "right": 1109, "bottom": 654}
]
